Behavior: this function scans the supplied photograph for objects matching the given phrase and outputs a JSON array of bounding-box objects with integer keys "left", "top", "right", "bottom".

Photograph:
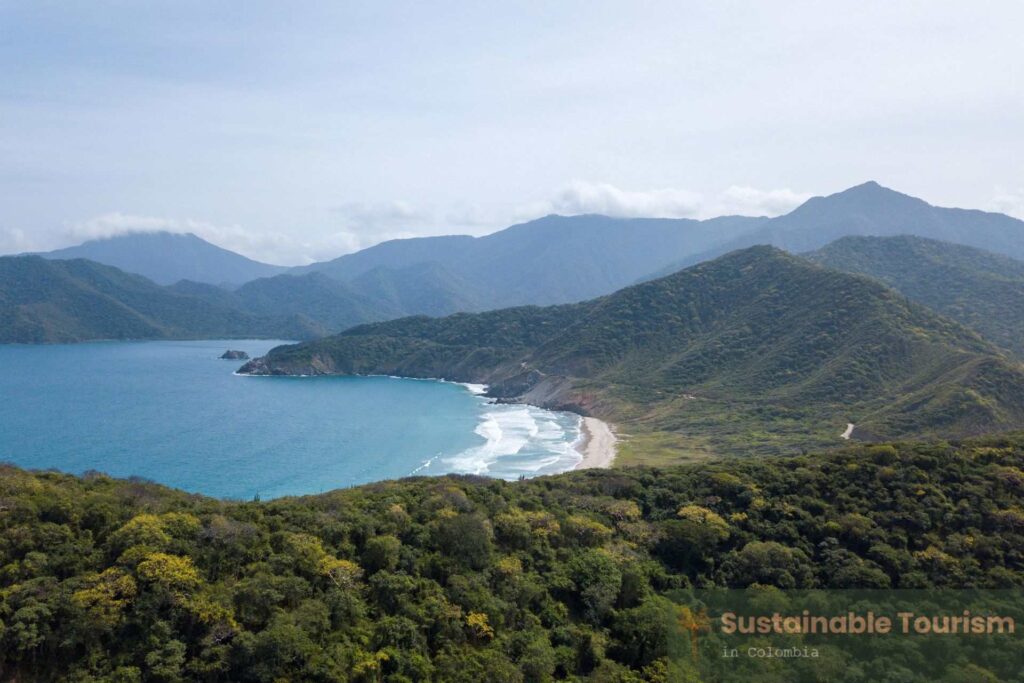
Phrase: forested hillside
[
  {"left": 0, "top": 256, "right": 316, "bottom": 343},
  {"left": 0, "top": 257, "right": 472, "bottom": 344},
  {"left": 2, "top": 435, "right": 1023, "bottom": 681},
  {"left": 242, "top": 246, "right": 1024, "bottom": 455},
  {"left": 806, "top": 235, "right": 1024, "bottom": 358}
]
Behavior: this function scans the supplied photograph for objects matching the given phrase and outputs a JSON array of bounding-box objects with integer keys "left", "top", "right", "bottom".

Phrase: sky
[{"left": 1, "top": 1, "right": 1021, "bottom": 265}]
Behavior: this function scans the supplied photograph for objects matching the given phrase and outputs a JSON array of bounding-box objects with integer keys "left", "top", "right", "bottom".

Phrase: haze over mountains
[
  {"left": 41, "top": 231, "right": 288, "bottom": 286},
  {"left": 294, "top": 214, "right": 769, "bottom": 307},
  {"left": 0, "top": 256, "right": 316, "bottom": 343},
  {"left": 242, "top": 245, "right": 1024, "bottom": 454},
  {"left": 34, "top": 182, "right": 1024, "bottom": 304},
  {"left": 9, "top": 181, "right": 1024, "bottom": 359},
  {"left": 644, "top": 181, "right": 1024, "bottom": 278}
]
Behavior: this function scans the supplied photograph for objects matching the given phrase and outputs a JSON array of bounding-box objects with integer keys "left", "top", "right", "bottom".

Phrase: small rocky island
[{"left": 220, "top": 350, "right": 249, "bottom": 360}]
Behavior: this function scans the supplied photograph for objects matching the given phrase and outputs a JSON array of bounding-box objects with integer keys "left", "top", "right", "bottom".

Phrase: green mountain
[
  {"left": 3, "top": 435, "right": 1024, "bottom": 680},
  {"left": 348, "top": 262, "right": 486, "bottom": 317},
  {"left": 644, "top": 181, "right": 1024, "bottom": 279},
  {"left": 231, "top": 273, "right": 400, "bottom": 335},
  {"left": 806, "top": 235, "right": 1024, "bottom": 359},
  {"left": 750, "top": 181, "right": 1024, "bottom": 256},
  {"left": 0, "top": 256, "right": 491, "bottom": 343},
  {"left": 296, "top": 214, "right": 769, "bottom": 307},
  {"left": 0, "top": 256, "right": 314, "bottom": 343},
  {"left": 242, "top": 246, "right": 1024, "bottom": 455},
  {"left": 42, "top": 231, "right": 288, "bottom": 286}
]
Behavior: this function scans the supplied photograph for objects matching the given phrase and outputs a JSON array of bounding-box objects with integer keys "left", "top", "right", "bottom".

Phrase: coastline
[
  {"left": 574, "top": 416, "right": 617, "bottom": 469},
  {"left": 241, "top": 370, "right": 612, "bottom": 476}
]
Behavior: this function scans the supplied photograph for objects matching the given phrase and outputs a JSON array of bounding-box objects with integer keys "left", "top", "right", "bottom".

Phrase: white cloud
[
  {"left": 31, "top": 183, "right": 813, "bottom": 267},
  {"left": 521, "top": 181, "right": 809, "bottom": 222},
  {"left": 990, "top": 187, "right": 1024, "bottom": 219},
  {"left": 66, "top": 212, "right": 313, "bottom": 265},
  {"left": 70, "top": 212, "right": 217, "bottom": 241},
  {"left": 0, "top": 227, "right": 35, "bottom": 254},
  {"left": 64, "top": 203, "right": 437, "bottom": 266},
  {"left": 713, "top": 186, "right": 812, "bottom": 217},
  {"left": 539, "top": 181, "right": 703, "bottom": 219}
]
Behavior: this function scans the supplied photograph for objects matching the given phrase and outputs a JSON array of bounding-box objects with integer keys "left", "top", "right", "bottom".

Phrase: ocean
[{"left": 0, "top": 339, "right": 582, "bottom": 499}]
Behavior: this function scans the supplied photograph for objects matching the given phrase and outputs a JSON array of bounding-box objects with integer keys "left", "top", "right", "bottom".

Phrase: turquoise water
[{"left": 0, "top": 340, "right": 581, "bottom": 499}]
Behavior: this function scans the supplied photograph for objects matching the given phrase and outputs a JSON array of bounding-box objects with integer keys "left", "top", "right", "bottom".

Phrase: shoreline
[
  {"left": 241, "top": 370, "right": 615, "bottom": 474},
  {"left": 574, "top": 416, "right": 618, "bottom": 469}
]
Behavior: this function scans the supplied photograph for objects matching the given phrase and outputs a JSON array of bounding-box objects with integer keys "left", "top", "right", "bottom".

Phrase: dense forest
[
  {"left": 807, "top": 234, "right": 1024, "bottom": 359},
  {"left": 242, "top": 246, "right": 1024, "bottom": 456},
  {"left": 3, "top": 434, "right": 1024, "bottom": 681}
]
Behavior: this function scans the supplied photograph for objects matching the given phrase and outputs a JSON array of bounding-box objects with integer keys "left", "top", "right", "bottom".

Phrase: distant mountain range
[
  {"left": 41, "top": 232, "right": 287, "bottom": 286},
  {"left": 294, "top": 214, "right": 769, "bottom": 307},
  {"left": 12, "top": 181, "right": 1024, "bottom": 354},
  {"left": 0, "top": 256, "right": 317, "bottom": 343},
  {"left": 806, "top": 235, "right": 1024, "bottom": 359},
  {"left": 644, "top": 181, "right": 1024, "bottom": 279},
  {"left": 32, "top": 183, "right": 1024, "bottom": 325},
  {"left": 241, "top": 245, "right": 1024, "bottom": 454}
]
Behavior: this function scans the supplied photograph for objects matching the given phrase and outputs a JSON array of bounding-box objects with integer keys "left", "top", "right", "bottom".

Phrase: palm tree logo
[{"left": 678, "top": 606, "right": 711, "bottom": 660}]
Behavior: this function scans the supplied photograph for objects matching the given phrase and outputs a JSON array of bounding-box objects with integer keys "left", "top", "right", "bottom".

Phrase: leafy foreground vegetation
[
  {"left": 3, "top": 435, "right": 1024, "bottom": 681},
  {"left": 244, "top": 246, "right": 1024, "bottom": 456}
]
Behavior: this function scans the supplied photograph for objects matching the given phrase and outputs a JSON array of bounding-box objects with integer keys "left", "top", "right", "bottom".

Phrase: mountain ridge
[
  {"left": 642, "top": 181, "right": 1024, "bottom": 279},
  {"left": 0, "top": 255, "right": 316, "bottom": 343},
  {"left": 241, "top": 245, "right": 1024, "bottom": 456},
  {"left": 805, "top": 234, "right": 1024, "bottom": 359},
  {"left": 40, "top": 231, "right": 288, "bottom": 286}
]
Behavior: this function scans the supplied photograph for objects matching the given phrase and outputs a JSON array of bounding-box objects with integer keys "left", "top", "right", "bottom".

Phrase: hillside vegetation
[
  {"left": 0, "top": 257, "right": 477, "bottom": 344},
  {"left": 2, "top": 436, "right": 1023, "bottom": 681},
  {"left": 0, "top": 256, "right": 317, "bottom": 343},
  {"left": 806, "top": 235, "right": 1024, "bottom": 358},
  {"left": 243, "top": 246, "right": 1024, "bottom": 455}
]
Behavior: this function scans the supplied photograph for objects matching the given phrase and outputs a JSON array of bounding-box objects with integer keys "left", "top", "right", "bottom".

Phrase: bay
[{"left": 0, "top": 339, "right": 581, "bottom": 498}]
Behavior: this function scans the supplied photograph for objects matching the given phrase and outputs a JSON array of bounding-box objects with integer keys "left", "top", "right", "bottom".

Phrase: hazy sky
[{"left": 1, "top": 1, "right": 1021, "bottom": 264}]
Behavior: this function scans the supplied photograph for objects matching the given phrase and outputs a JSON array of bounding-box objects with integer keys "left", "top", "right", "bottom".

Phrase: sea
[{"left": 0, "top": 339, "right": 582, "bottom": 499}]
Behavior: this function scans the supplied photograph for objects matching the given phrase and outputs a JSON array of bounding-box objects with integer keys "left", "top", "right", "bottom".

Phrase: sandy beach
[{"left": 574, "top": 417, "right": 617, "bottom": 469}]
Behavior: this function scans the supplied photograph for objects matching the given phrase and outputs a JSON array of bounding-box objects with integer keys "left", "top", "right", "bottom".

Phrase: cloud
[
  {"left": 0, "top": 227, "right": 35, "bottom": 254},
  {"left": 990, "top": 187, "right": 1024, "bottom": 219},
  {"left": 36, "top": 183, "right": 814, "bottom": 266},
  {"left": 713, "top": 186, "right": 812, "bottom": 217},
  {"left": 522, "top": 181, "right": 809, "bottom": 221},
  {"left": 70, "top": 212, "right": 218, "bottom": 241},
  {"left": 538, "top": 181, "right": 703, "bottom": 219},
  {"left": 66, "top": 212, "right": 315, "bottom": 265},
  {"left": 65, "top": 202, "right": 437, "bottom": 266}
]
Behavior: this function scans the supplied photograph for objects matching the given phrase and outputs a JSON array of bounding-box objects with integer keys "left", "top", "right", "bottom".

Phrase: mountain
[
  {"left": 0, "top": 256, "right": 313, "bottom": 343},
  {"left": 644, "top": 182, "right": 1024, "bottom": 279},
  {"left": 347, "top": 261, "right": 486, "bottom": 316},
  {"left": 1, "top": 255, "right": 484, "bottom": 343},
  {"left": 297, "top": 214, "right": 769, "bottom": 307},
  {"left": 806, "top": 235, "right": 1024, "bottom": 359},
  {"left": 232, "top": 272, "right": 398, "bottom": 334},
  {"left": 42, "top": 232, "right": 288, "bottom": 285},
  {"left": 242, "top": 246, "right": 1024, "bottom": 456}
]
